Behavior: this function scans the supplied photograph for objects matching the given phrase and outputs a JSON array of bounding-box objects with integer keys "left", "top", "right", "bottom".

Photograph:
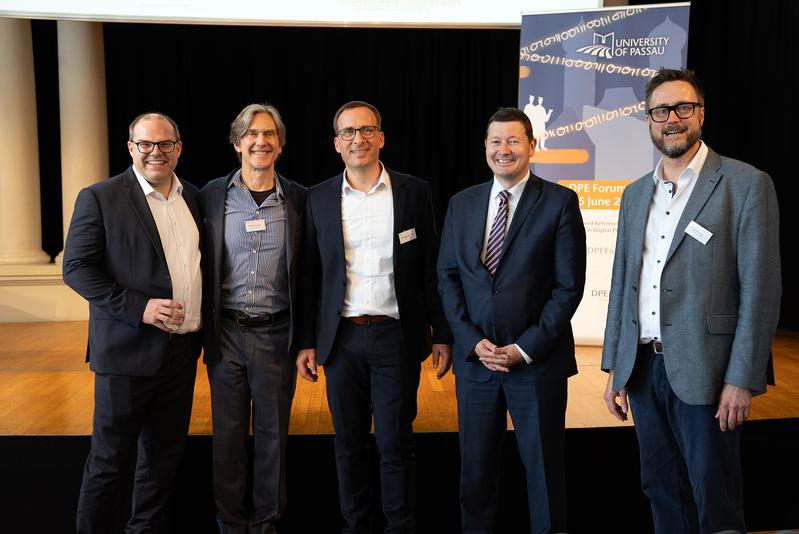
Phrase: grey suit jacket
[{"left": 601, "top": 147, "right": 781, "bottom": 405}]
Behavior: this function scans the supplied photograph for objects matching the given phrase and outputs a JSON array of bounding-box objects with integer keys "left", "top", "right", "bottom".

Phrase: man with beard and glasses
[{"left": 601, "top": 68, "right": 781, "bottom": 534}]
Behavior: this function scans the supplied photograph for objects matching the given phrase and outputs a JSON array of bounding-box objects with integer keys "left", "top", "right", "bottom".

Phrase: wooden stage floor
[{"left": 0, "top": 321, "right": 797, "bottom": 436}]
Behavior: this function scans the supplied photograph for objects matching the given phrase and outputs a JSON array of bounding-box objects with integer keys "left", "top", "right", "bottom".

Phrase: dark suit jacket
[
  {"left": 437, "top": 175, "right": 586, "bottom": 382},
  {"left": 198, "top": 170, "right": 307, "bottom": 363},
  {"left": 601, "top": 148, "right": 781, "bottom": 404},
  {"left": 297, "top": 170, "right": 452, "bottom": 364},
  {"left": 62, "top": 167, "right": 203, "bottom": 376}
]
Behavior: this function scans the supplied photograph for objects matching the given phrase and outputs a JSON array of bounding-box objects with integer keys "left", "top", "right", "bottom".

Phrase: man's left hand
[
  {"left": 430, "top": 343, "right": 452, "bottom": 379},
  {"left": 715, "top": 383, "right": 752, "bottom": 431},
  {"left": 478, "top": 344, "right": 524, "bottom": 371}
]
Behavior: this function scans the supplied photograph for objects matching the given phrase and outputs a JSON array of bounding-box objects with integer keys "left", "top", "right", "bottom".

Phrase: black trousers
[
  {"left": 76, "top": 333, "right": 197, "bottom": 534},
  {"left": 207, "top": 315, "right": 295, "bottom": 534},
  {"left": 324, "top": 320, "right": 420, "bottom": 534}
]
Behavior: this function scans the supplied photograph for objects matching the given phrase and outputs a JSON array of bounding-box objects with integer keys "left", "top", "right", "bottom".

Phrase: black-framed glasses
[
  {"left": 131, "top": 140, "right": 178, "bottom": 154},
  {"left": 336, "top": 126, "right": 380, "bottom": 141},
  {"left": 646, "top": 102, "right": 702, "bottom": 123}
]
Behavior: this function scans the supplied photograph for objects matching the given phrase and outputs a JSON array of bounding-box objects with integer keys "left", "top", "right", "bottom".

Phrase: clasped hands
[{"left": 474, "top": 338, "right": 524, "bottom": 372}]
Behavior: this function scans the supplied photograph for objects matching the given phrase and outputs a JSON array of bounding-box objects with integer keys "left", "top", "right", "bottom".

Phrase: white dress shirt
[
  {"left": 638, "top": 141, "right": 708, "bottom": 343},
  {"left": 134, "top": 169, "right": 202, "bottom": 333},
  {"left": 482, "top": 173, "right": 532, "bottom": 363},
  {"left": 340, "top": 164, "right": 400, "bottom": 319}
]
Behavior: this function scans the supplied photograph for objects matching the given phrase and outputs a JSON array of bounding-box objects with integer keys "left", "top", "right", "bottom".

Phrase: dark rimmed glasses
[
  {"left": 646, "top": 102, "right": 702, "bottom": 123},
  {"left": 336, "top": 126, "right": 380, "bottom": 141},
  {"left": 131, "top": 140, "right": 178, "bottom": 154}
]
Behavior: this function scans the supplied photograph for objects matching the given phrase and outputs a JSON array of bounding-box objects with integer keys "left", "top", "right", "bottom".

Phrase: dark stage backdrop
[{"left": 30, "top": 0, "right": 799, "bottom": 328}]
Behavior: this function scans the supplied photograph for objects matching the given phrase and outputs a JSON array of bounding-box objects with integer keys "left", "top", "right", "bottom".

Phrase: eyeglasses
[
  {"left": 336, "top": 126, "right": 380, "bottom": 141},
  {"left": 646, "top": 102, "right": 702, "bottom": 123},
  {"left": 131, "top": 140, "right": 178, "bottom": 153}
]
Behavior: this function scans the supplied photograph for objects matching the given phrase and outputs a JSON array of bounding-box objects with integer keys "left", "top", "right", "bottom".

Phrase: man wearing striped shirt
[{"left": 199, "top": 104, "right": 307, "bottom": 534}]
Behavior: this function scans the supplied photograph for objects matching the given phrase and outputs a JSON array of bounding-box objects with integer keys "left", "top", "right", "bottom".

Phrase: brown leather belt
[
  {"left": 640, "top": 340, "right": 664, "bottom": 355},
  {"left": 343, "top": 314, "right": 395, "bottom": 325}
]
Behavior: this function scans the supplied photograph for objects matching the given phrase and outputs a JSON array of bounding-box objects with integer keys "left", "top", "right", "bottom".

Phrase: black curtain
[{"left": 31, "top": 0, "right": 799, "bottom": 328}]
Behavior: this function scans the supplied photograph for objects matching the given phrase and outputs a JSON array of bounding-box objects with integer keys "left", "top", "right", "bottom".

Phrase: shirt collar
[
  {"left": 652, "top": 141, "right": 709, "bottom": 188},
  {"left": 490, "top": 171, "right": 530, "bottom": 201},
  {"left": 342, "top": 162, "right": 391, "bottom": 196},
  {"left": 132, "top": 166, "right": 182, "bottom": 199},
  {"left": 228, "top": 169, "right": 284, "bottom": 199}
]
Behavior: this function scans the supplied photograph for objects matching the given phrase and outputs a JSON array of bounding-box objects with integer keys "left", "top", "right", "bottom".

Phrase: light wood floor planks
[{"left": 1, "top": 322, "right": 797, "bottom": 436}]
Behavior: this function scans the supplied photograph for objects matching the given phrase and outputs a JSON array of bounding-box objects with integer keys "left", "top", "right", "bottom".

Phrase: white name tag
[
  {"left": 398, "top": 228, "right": 417, "bottom": 244},
  {"left": 685, "top": 220, "right": 713, "bottom": 245},
  {"left": 245, "top": 219, "right": 267, "bottom": 232}
]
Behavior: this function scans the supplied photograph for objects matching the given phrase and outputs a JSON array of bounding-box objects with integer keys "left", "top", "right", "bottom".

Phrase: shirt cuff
[{"left": 516, "top": 343, "right": 532, "bottom": 364}]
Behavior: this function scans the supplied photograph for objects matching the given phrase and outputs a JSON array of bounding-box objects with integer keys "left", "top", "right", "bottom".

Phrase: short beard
[{"left": 651, "top": 125, "right": 702, "bottom": 158}]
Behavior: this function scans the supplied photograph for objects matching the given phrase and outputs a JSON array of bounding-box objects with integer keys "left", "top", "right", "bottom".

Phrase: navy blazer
[
  {"left": 63, "top": 167, "right": 203, "bottom": 376},
  {"left": 198, "top": 170, "right": 307, "bottom": 363},
  {"left": 297, "top": 170, "right": 452, "bottom": 364},
  {"left": 437, "top": 175, "right": 586, "bottom": 382}
]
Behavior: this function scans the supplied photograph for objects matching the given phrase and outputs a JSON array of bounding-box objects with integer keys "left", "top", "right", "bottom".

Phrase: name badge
[
  {"left": 398, "top": 228, "right": 417, "bottom": 244},
  {"left": 685, "top": 220, "right": 712, "bottom": 245},
  {"left": 245, "top": 219, "right": 267, "bottom": 233}
]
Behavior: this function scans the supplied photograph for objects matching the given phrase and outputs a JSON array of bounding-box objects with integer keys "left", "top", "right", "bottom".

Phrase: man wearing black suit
[
  {"left": 63, "top": 112, "right": 203, "bottom": 533},
  {"left": 199, "top": 103, "right": 306, "bottom": 534},
  {"left": 437, "top": 108, "right": 586, "bottom": 534},
  {"left": 296, "top": 101, "right": 452, "bottom": 533}
]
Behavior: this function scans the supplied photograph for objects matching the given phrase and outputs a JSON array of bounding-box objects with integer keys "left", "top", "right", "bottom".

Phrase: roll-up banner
[{"left": 519, "top": 3, "right": 691, "bottom": 345}]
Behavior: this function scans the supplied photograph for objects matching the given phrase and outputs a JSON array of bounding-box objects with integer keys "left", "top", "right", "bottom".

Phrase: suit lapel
[
  {"left": 121, "top": 169, "right": 167, "bottom": 266},
  {"left": 629, "top": 177, "right": 655, "bottom": 274},
  {"left": 467, "top": 182, "right": 492, "bottom": 271},
  {"left": 278, "top": 174, "right": 301, "bottom": 273},
  {"left": 328, "top": 174, "right": 346, "bottom": 266},
  {"left": 501, "top": 175, "right": 543, "bottom": 260},
  {"left": 391, "top": 173, "right": 407, "bottom": 273},
  {"left": 206, "top": 175, "right": 230, "bottom": 282},
  {"left": 665, "top": 150, "right": 722, "bottom": 264}
]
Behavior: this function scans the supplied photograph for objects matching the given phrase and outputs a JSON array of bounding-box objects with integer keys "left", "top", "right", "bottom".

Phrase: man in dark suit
[
  {"left": 602, "top": 68, "right": 781, "bottom": 534},
  {"left": 63, "top": 112, "right": 203, "bottom": 533},
  {"left": 296, "top": 100, "right": 452, "bottom": 533},
  {"left": 199, "top": 103, "right": 306, "bottom": 534},
  {"left": 437, "top": 107, "right": 586, "bottom": 534}
]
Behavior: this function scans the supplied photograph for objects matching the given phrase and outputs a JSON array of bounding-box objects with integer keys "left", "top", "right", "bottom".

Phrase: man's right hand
[
  {"left": 296, "top": 348, "right": 318, "bottom": 382},
  {"left": 474, "top": 338, "right": 508, "bottom": 373},
  {"left": 142, "top": 299, "right": 184, "bottom": 332},
  {"left": 603, "top": 370, "right": 629, "bottom": 422}
]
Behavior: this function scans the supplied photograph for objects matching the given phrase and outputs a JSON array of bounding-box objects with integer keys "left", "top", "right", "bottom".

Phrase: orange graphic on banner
[{"left": 558, "top": 180, "right": 633, "bottom": 210}]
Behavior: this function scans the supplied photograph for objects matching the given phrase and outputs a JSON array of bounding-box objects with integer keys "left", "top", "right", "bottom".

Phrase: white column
[
  {"left": 0, "top": 18, "right": 51, "bottom": 265},
  {"left": 56, "top": 20, "right": 109, "bottom": 263}
]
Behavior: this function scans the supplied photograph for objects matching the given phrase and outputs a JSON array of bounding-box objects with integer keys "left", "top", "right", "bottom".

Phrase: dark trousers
[
  {"left": 324, "top": 319, "right": 420, "bottom": 534},
  {"left": 456, "top": 375, "right": 567, "bottom": 534},
  {"left": 76, "top": 333, "right": 197, "bottom": 534},
  {"left": 207, "top": 315, "right": 295, "bottom": 534},
  {"left": 627, "top": 345, "right": 746, "bottom": 534}
]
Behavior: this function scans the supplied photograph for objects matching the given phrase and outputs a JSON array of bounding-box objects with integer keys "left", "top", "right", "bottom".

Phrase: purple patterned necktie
[{"left": 484, "top": 190, "right": 510, "bottom": 276}]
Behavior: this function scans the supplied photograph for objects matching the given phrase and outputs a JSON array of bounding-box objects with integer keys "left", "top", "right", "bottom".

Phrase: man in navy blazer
[
  {"left": 63, "top": 112, "right": 203, "bottom": 533},
  {"left": 602, "top": 69, "right": 781, "bottom": 533},
  {"left": 296, "top": 101, "right": 452, "bottom": 533},
  {"left": 437, "top": 108, "right": 586, "bottom": 534},
  {"left": 199, "top": 103, "right": 306, "bottom": 533}
]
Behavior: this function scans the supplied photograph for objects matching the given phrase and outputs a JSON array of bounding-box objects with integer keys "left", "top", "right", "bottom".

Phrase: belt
[
  {"left": 343, "top": 314, "right": 395, "bottom": 325},
  {"left": 640, "top": 340, "right": 664, "bottom": 355},
  {"left": 222, "top": 308, "right": 288, "bottom": 327}
]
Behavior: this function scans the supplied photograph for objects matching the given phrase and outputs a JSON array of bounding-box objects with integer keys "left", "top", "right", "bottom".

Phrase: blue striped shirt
[{"left": 221, "top": 170, "right": 289, "bottom": 315}]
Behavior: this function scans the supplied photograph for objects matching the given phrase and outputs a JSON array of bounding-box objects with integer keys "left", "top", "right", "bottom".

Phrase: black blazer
[
  {"left": 437, "top": 175, "right": 586, "bottom": 382},
  {"left": 198, "top": 170, "right": 307, "bottom": 363},
  {"left": 297, "top": 170, "right": 452, "bottom": 364},
  {"left": 62, "top": 167, "right": 203, "bottom": 376}
]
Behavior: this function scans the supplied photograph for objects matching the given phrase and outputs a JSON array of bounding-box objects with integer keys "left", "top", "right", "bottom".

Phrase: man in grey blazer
[{"left": 602, "top": 68, "right": 781, "bottom": 534}]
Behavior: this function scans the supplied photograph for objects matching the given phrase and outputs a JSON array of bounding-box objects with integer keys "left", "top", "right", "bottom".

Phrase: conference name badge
[
  {"left": 245, "top": 219, "right": 267, "bottom": 233},
  {"left": 685, "top": 220, "right": 712, "bottom": 245},
  {"left": 398, "top": 228, "right": 417, "bottom": 244}
]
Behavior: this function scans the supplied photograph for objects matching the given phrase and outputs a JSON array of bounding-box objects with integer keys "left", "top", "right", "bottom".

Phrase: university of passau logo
[{"left": 577, "top": 32, "right": 670, "bottom": 58}]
